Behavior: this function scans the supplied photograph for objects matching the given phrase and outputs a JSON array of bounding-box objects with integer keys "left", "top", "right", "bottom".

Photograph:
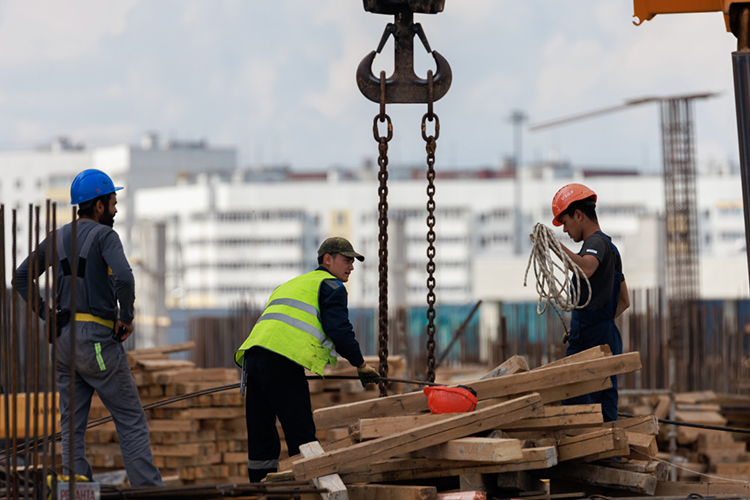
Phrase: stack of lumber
[
  {"left": 266, "top": 347, "right": 688, "bottom": 498},
  {"left": 621, "top": 390, "right": 750, "bottom": 481},
  {"left": 82, "top": 342, "right": 406, "bottom": 487}
]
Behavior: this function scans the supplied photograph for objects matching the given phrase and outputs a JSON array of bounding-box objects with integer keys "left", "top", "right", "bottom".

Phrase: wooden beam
[
  {"left": 624, "top": 431, "right": 658, "bottom": 458},
  {"left": 294, "top": 393, "right": 543, "bottom": 480},
  {"left": 347, "top": 484, "right": 436, "bottom": 500},
  {"left": 279, "top": 435, "right": 356, "bottom": 472},
  {"left": 411, "top": 438, "right": 523, "bottom": 462},
  {"left": 541, "top": 461, "right": 657, "bottom": 495},
  {"left": 338, "top": 447, "right": 558, "bottom": 484},
  {"left": 299, "top": 441, "right": 348, "bottom": 500},
  {"left": 531, "top": 345, "right": 611, "bottom": 370},
  {"left": 599, "top": 458, "right": 669, "bottom": 481},
  {"left": 481, "top": 355, "right": 529, "bottom": 379},
  {"left": 556, "top": 428, "right": 628, "bottom": 462},
  {"left": 314, "top": 352, "right": 640, "bottom": 429},
  {"left": 654, "top": 482, "right": 750, "bottom": 498},
  {"left": 500, "top": 405, "right": 602, "bottom": 431},
  {"left": 352, "top": 405, "right": 602, "bottom": 441}
]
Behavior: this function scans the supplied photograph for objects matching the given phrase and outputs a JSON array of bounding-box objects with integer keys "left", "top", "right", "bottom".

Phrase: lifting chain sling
[
  {"left": 373, "top": 73, "right": 392, "bottom": 397},
  {"left": 358, "top": 0, "right": 451, "bottom": 394},
  {"left": 423, "top": 71, "right": 439, "bottom": 383}
]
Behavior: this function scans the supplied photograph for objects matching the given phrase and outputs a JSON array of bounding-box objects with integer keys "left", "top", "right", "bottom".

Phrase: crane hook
[{"left": 357, "top": 1, "right": 452, "bottom": 104}]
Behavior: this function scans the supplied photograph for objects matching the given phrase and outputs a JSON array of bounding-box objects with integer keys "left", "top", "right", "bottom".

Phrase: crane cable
[{"left": 523, "top": 222, "right": 592, "bottom": 343}]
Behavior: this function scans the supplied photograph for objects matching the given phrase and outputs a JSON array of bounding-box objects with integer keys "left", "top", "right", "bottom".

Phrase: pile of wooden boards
[
  {"left": 83, "top": 342, "right": 405, "bottom": 486},
  {"left": 622, "top": 389, "right": 750, "bottom": 481},
  {"left": 267, "top": 347, "right": 750, "bottom": 499}
]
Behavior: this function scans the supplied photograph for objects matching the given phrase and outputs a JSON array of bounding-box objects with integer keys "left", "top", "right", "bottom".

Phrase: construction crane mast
[{"left": 634, "top": 1, "right": 750, "bottom": 296}]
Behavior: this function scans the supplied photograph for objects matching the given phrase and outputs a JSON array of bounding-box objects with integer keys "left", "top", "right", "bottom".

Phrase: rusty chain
[
  {"left": 423, "top": 70, "right": 439, "bottom": 382},
  {"left": 373, "top": 71, "right": 392, "bottom": 397}
]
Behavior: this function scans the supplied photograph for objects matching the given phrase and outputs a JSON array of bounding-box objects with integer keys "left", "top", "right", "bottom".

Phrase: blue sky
[{"left": 0, "top": 0, "right": 738, "bottom": 172}]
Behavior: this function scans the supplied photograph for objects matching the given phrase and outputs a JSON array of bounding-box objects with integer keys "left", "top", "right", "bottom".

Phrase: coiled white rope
[{"left": 523, "top": 222, "right": 592, "bottom": 342}]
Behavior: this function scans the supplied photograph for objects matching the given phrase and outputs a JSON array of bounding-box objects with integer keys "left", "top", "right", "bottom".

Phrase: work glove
[{"left": 357, "top": 363, "right": 379, "bottom": 388}]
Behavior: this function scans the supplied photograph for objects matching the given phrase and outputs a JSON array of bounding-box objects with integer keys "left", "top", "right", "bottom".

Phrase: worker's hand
[
  {"left": 357, "top": 363, "right": 379, "bottom": 388},
  {"left": 115, "top": 320, "right": 134, "bottom": 342}
]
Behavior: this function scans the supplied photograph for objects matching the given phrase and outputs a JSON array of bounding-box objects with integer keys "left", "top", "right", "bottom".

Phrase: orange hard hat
[
  {"left": 423, "top": 385, "right": 478, "bottom": 414},
  {"left": 551, "top": 183, "right": 597, "bottom": 227}
]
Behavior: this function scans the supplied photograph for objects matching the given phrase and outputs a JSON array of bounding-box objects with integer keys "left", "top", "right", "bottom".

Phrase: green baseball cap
[{"left": 317, "top": 237, "right": 364, "bottom": 262}]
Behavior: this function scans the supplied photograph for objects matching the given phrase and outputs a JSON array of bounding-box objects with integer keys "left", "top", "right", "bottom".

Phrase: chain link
[
  {"left": 373, "top": 72, "right": 392, "bottom": 397},
  {"left": 423, "top": 70, "right": 439, "bottom": 383}
]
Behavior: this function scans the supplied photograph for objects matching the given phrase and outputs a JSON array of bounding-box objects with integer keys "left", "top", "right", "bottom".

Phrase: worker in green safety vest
[{"left": 235, "top": 237, "right": 379, "bottom": 482}]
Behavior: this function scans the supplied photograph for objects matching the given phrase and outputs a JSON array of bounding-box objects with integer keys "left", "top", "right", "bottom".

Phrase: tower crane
[{"left": 633, "top": 1, "right": 750, "bottom": 295}]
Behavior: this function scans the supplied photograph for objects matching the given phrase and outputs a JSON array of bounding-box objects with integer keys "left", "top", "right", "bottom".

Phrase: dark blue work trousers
[{"left": 244, "top": 347, "right": 317, "bottom": 482}]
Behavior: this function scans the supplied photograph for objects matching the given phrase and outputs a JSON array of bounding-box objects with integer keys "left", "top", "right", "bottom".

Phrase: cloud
[{"left": 0, "top": 0, "right": 138, "bottom": 64}]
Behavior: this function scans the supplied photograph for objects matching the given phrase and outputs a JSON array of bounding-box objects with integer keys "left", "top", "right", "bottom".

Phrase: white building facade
[{"left": 134, "top": 169, "right": 750, "bottom": 309}]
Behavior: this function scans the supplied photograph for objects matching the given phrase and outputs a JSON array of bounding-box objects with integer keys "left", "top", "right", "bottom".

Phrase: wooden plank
[
  {"left": 314, "top": 352, "right": 640, "bottom": 429},
  {"left": 347, "top": 484, "right": 436, "bottom": 500},
  {"left": 556, "top": 428, "right": 628, "bottom": 462},
  {"left": 481, "top": 355, "right": 529, "bottom": 379},
  {"left": 294, "top": 393, "right": 543, "bottom": 480},
  {"left": 352, "top": 405, "right": 602, "bottom": 442},
  {"left": 300, "top": 441, "right": 348, "bottom": 500},
  {"left": 599, "top": 458, "right": 669, "bottom": 481},
  {"left": 151, "top": 407, "right": 245, "bottom": 420},
  {"left": 624, "top": 431, "right": 658, "bottom": 458},
  {"left": 156, "top": 367, "right": 239, "bottom": 385},
  {"left": 654, "top": 480, "right": 750, "bottom": 496},
  {"left": 151, "top": 443, "right": 217, "bottom": 457},
  {"left": 542, "top": 461, "right": 657, "bottom": 495},
  {"left": 532, "top": 345, "right": 611, "bottom": 370},
  {"left": 411, "top": 438, "right": 523, "bottom": 462},
  {"left": 500, "top": 404, "right": 602, "bottom": 431},
  {"left": 0, "top": 393, "right": 60, "bottom": 439},
  {"left": 337, "top": 447, "right": 558, "bottom": 484},
  {"left": 135, "top": 359, "right": 196, "bottom": 371},
  {"left": 279, "top": 436, "right": 357, "bottom": 472},
  {"left": 127, "top": 341, "right": 196, "bottom": 357}
]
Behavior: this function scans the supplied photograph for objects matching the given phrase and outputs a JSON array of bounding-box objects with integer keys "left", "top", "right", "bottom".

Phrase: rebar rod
[
  {"left": 10, "top": 209, "right": 18, "bottom": 499},
  {"left": 32, "top": 205, "right": 40, "bottom": 494},
  {"left": 1, "top": 204, "right": 10, "bottom": 500},
  {"left": 50, "top": 203, "right": 58, "bottom": 496},
  {"left": 23, "top": 204, "right": 32, "bottom": 500},
  {"left": 41, "top": 200, "right": 50, "bottom": 500},
  {"left": 68, "top": 208, "right": 77, "bottom": 498}
]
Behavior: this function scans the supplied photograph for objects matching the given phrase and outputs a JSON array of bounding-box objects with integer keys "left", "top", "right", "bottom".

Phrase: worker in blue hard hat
[{"left": 14, "top": 169, "right": 164, "bottom": 486}]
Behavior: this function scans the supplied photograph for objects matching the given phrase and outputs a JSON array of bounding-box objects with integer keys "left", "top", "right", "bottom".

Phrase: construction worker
[
  {"left": 235, "top": 237, "right": 379, "bottom": 483},
  {"left": 14, "top": 169, "right": 163, "bottom": 486},
  {"left": 551, "top": 183, "right": 630, "bottom": 422}
]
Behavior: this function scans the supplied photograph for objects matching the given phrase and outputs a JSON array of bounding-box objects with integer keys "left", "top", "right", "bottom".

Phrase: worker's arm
[
  {"left": 615, "top": 279, "right": 630, "bottom": 319},
  {"left": 318, "top": 276, "right": 366, "bottom": 368},
  {"left": 13, "top": 236, "right": 50, "bottom": 316},
  {"left": 100, "top": 229, "right": 135, "bottom": 326},
  {"left": 560, "top": 243, "right": 600, "bottom": 278}
]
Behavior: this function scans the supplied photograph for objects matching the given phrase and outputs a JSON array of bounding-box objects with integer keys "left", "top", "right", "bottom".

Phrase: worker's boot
[{"left": 247, "top": 467, "right": 276, "bottom": 483}]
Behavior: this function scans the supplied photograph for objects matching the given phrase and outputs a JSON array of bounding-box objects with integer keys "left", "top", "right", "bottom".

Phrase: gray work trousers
[{"left": 57, "top": 321, "right": 163, "bottom": 487}]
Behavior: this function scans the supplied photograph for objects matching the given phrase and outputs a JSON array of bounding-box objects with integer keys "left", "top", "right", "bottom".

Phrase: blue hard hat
[{"left": 70, "top": 169, "right": 123, "bottom": 205}]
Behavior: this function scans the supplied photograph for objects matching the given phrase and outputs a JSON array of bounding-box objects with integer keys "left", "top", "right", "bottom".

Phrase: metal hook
[{"left": 357, "top": 3, "right": 452, "bottom": 104}]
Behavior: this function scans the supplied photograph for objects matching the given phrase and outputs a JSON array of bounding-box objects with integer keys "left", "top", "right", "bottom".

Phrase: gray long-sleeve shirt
[{"left": 14, "top": 218, "right": 135, "bottom": 324}]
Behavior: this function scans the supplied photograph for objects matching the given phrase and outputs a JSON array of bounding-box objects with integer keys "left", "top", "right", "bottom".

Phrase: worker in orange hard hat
[{"left": 551, "top": 183, "right": 630, "bottom": 422}]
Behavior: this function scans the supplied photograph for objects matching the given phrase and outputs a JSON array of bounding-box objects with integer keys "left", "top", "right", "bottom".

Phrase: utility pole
[{"left": 510, "top": 110, "right": 527, "bottom": 255}]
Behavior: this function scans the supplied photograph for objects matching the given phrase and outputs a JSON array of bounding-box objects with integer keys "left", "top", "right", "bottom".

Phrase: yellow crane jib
[{"left": 632, "top": 0, "right": 733, "bottom": 31}]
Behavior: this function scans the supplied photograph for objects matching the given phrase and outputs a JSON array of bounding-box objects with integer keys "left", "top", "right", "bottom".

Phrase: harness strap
[{"left": 57, "top": 223, "right": 107, "bottom": 278}]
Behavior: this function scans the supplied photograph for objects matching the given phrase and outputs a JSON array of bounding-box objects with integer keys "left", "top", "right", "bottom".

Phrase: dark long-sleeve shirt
[
  {"left": 14, "top": 219, "right": 135, "bottom": 324},
  {"left": 316, "top": 266, "right": 365, "bottom": 368}
]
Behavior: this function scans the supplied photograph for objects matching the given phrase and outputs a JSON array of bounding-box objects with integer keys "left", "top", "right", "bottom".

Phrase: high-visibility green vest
[{"left": 234, "top": 270, "right": 339, "bottom": 375}]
